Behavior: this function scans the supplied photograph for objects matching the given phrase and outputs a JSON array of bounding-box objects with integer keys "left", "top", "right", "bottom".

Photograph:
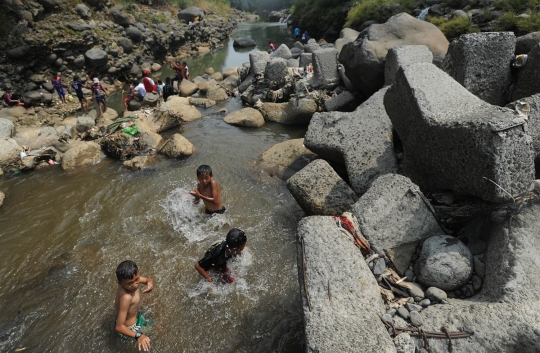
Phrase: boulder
[
  {"left": 151, "top": 63, "right": 161, "bottom": 72},
  {"left": 7, "top": 45, "right": 29, "bottom": 59},
  {"left": 153, "top": 96, "right": 201, "bottom": 131},
  {"left": 334, "top": 38, "right": 353, "bottom": 53},
  {"left": 350, "top": 174, "right": 442, "bottom": 251},
  {"left": 415, "top": 235, "right": 473, "bottom": 291},
  {"left": 206, "top": 85, "right": 228, "bottom": 101},
  {"left": 513, "top": 44, "right": 540, "bottom": 100},
  {"left": 74, "top": 4, "right": 92, "bottom": 19},
  {"left": 267, "top": 11, "right": 282, "bottom": 22},
  {"left": 290, "top": 47, "right": 303, "bottom": 59},
  {"left": 138, "top": 132, "right": 162, "bottom": 150},
  {"left": 0, "top": 138, "right": 22, "bottom": 171},
  {"left": 264, "top": 57, "right": 288, "bottom": 83},
  {"left": 123, "top": 155, "right": 154, "bottom": 170},
  {"left": 210, "top": 72, "right": 223, "bottom": 81},
  {"left": 219, "top": 75, "right": 240, "bottom": 91},
  {"left": 117, "top": 37, "right": 133, "bottom": 53},
  {"left": 272, "top": 44, "right": 292, "bottom": 60},
  {"left": 311, "top": 48, "right": 340, "bottom": 89},
  {"left": 508, "top": 94, "right": 540, "bottom": 161},
  {"left": 125, "top": 26, "right": 143, "bottom": 43},
  {"left": 233, "top": 36, "right": 256, "bottom": 47},
  {"left": 260, "top": 138, "right": 317, "bottom": 180},
  {"left": 24, "top": 91, "right": 53, "bottom": 106},
  {"left": 0, "top": 119, "right": 15, "bottom": 138},
  {"left": 177, "top": 7, "right": 204, "bottom": 23},
  {"left": 68, "top": 21, "right": 92, "bottom": 31},
  {"left": 297, "top": 216, "right": 395, "bottom": 353},
  {"left": 515, "top": 31, "right": 540, "bottom": 55},
  {"left": 224, "top": 108, "right": 264, "bottom": 128},
  {"left": 29, "top": 74, "right": 46, "bottom": 84},
  {"left": 323, "top": 90, "right": 356, "bottom": 111},
  {"left": 287, "top": 159, "right": 358, "bottom": 215},
  {"left": 340, "top": 13, "right": 449, "bottom": 98},
  {"left": 384, "top": 63, "right": 535, "bottom": 203},
  {"left": 304, "top": 42, "right": 322, "bottom": 53},
  {"left": 157, "top": 23, "right": 168, "bottom": 33},
  {"left": 85, "top": 48, "right": 108, "bottom": 67},
  {"left": 305, "top": 88, "right": 397, "bottom": 194},
  {"left": 188, "top": 98, "right": 216, "bottom": 108},
  {"left": 222, "top": 67, "right": 239, "bottom": 78},
  {"left": 142, "top": 92, "right": 159, "bottom": 107},
  {"left": 260, "top": 98, "right": 318, "bottom": 125},
  {"left": 299, "top": 53, "right": 313, "bottom": 68},
  {"left": 74, "top": 55, "right": 85, "bottom": 69},
  {"left": 76, "top": 115, "right": 95, "bottom": 133},
  {"left": 385, "top": 45, "right": 433, "bottom": 86},
  {"left": 340, "top": 28, "right": 360, "bottom": 40},
  {"left": 160, "top": 134, "right": 195, "bottom": 158},
  {"left": 128, "top": 99, "right": 141, "bottom": 111},
  {"left": 287, "top": 58, "right": 299, "bottom": 68},
  {"left": 0, "top": 107, "right": 27, "bottom": 120},
  {"left": 110, "top": 7, "right": 131, "bottom": 26},
  {"left": 61, "top": 141, "right": 104, "bottom": 170},
  {"left": 239, "top": 51, "right": 271, "bottom": 92},
  {"left": 179, "top": 80, "right": 199, "bottom": 97},
  {"left": 443, "top": 32, "right": 515, "bottom": 106}
]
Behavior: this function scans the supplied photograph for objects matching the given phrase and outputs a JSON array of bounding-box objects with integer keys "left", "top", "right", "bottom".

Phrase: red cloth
[
  {"left": 142, "top": 77, "right": 157, "bottom": 93},
  {"left": 218, "top": 267, "right": 234, "bottom": 284}
]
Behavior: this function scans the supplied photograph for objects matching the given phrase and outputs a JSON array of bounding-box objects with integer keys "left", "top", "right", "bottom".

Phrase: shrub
[
  {"left": 516, "top": 11, "right": 540, "bottom": 34},
  {"left": 345, "top": 0, "right": 421, "bottom": 29},
  {"left": 428, "top": 16, "right": 480, "bottom": 40},
  {"left": 495, "top": 0, "right": 538, "bottom": 12},
  {"left": 494, "top": 11, "right": 519, "bottom": 31}
]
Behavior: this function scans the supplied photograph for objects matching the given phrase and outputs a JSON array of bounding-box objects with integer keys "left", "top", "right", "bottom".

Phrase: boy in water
[
  {"left": 189, "top": 164, "right": 226, "bottom": 215},
  {"left": 195, "top": 228, "right": 247, "bottom": 284},
  {"left": 115, "top": 260, "right": 154, "bottom": 351}
]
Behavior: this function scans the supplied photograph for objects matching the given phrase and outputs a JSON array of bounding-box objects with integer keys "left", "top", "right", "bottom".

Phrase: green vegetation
[
  {"left": 494, "top": 11, "right": 540, "bottom": 35},
  {"left": 427, "top": 16, "right": 479, "bottom": 40},
  {"left": 345, "top": 0, "right": 421, "bottom": 28},
  {"left": 495, "top": 0, "right": 539, "bottom": 12}
]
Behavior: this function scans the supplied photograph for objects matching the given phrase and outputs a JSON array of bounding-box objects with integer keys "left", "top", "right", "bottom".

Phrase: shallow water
[{"left": 0, "top": 22, "right": 308, "bottom": 352}]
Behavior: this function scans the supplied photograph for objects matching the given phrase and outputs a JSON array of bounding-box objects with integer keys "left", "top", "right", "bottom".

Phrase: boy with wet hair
[
  {"left": 195, "top": 228, "right": 247, "bottom": 283},
  {"left": 189, "top": 164, "right": 226, "bottom": 215},
  {"left": 115, "top": 260, "right": 154, "bottom": 351},
  {"left": 70, "top": 76, "right": 89, "bottom": 113}
]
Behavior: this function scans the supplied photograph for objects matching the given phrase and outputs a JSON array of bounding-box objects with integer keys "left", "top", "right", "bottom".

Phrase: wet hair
[
  {"left": 165, "top": 77, "right": 171, "bottom": 84},
  {"left": 73, "top": 75, "right": 80, "bottom": 81},
  {"left": 196, "top": 164, "right": 212, "bottom": 177},
  {"left": 158, "top": 79, "right": 163, "bottom": 85},
  {"left": 182, "top": 61, "right": 187, "bottom": 66},
  {"left": 116, "top": 260, "right": 138, "bottom": 281},
  {"left": 133, "top": 80, "right": 139, "bottom": 85},
  {"left": 226, "top": 228, "right": 247, "bottom": 248}
]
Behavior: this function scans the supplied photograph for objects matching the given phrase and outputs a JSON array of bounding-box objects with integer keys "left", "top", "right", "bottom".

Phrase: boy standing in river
[
  {"left": 189, "top": 164, "right": 226, "bottom": 215},
  {"left": 115, "top": 260, "right": 154, "bottom": 351}
]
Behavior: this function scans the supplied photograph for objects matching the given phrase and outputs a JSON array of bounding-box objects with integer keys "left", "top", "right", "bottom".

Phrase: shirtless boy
[
  {"left": 115, "top": 260, "right": 154, "bottom": 351},
  {"left": 189, "top": 165, "right": 226, "bottom": 215}
]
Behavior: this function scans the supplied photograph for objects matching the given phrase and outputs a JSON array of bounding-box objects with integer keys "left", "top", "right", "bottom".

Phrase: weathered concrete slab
[
  {"left": 507, "top": 94, "right": 540, "bottom": 162},
  {"left": 324, "top": 90, "right": 355, "bottom": 112},
  {"left": 385, "top": 45, "right": 433, "bottom": 86},
  {"left": 513, "top": 44, "right": 540, "bottom": 101},
  {"left": 417, "top": 202, "right": 540, "bottom": 353},
  {"left": 384, "top": 63, "right": 535, "bottom": 203},
  {"left": 297, "top": 216, "right": 396, "bottom": 353},
  {"left": 239, "top": 51, "right": 270, "bottom": 92},
  {"left": 287, "top": 159, "right": 358, "bottom": 215},
  {"left": 350, "top": 174, "right": 442, "bottom": 252},
  {"left": 443, "top": 32, "right": 515, "bottom": 106},
  {"left": 305, "top": 87, "right": 397, "bottom": 194},
  {"left": 311, "top": 48, "right": 340, "bottom": 90}
]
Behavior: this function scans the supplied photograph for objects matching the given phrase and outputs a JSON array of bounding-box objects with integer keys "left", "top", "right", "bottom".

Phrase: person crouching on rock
[
  {"left": 70, "top": 76, "right": 89, "bottom": 113},
  {"left": 194, "top": 228, "right": 247, "bottom": 284},
  {"left": 89, "top": 77, "right": 108, "bottom": 118},
  {"left": 51, "top": 72, "right": 67, "bottom": 104},
  {"left": 142, "top": 70, "right": 157, "bottom": 93},
  {"left": 2, "top": 87, "right": 25, "bottom": 107},
  {"left": 133, "top": 80, "right": 146, "bottom": 101}
]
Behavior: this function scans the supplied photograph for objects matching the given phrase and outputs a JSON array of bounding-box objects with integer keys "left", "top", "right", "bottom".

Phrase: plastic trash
[
  {"left": 122, "top": 126, "right": 138, "bottom": 136},
  {"left": 19, "top": 151, "right": 27, "bottom": 158}
]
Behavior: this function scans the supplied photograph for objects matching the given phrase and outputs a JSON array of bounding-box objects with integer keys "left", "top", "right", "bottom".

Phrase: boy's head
[
  {"left": 158, "top": 79, "right": 163, "bottom": 85},
  {"left": 73, "top": 75, "right": 80, "bottom": 82},
  {"left": 196, "top": 165, "right": 213, "bottom": 186},
  {"left": 116, "top": 260, "right": 140, "bottom": 292},
  {"left": 226, "top": 228, "right": 247, "bottom": 254},
  {"left": 165, "top": 77, "right": 171, "bottom": 84},
  {"left": 182, "top": 61, "right": 187, "bottom": 66}
]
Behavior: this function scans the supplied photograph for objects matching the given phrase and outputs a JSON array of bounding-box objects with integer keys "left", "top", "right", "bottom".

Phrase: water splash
[{"left": 417, "top": 7, "right": 430, "bottom": 21}]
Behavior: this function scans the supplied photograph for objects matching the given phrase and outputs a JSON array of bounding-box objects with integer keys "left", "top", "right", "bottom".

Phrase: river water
[{"left": 0, "top": 22, "right": 307, "bottom": 352}]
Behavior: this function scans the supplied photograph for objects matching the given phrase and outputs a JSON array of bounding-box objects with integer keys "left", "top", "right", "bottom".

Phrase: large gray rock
[
  {"left": 7, "top": 45, "right": 29, "bottom": 59},
  {"left": 260, "top": 98, "right": 317, "bottom": 125},
  {"left": 385, "top": 45, "right": 433, "bottom": 86},
  {"left": 224, "top": 108, "right": 264, "bottom": 128},
  {"left": 384, "top": 62, "right": 535, "bottom": 203},
  {"left": 125, "top": 26, "right": 143, "bottom": 43},
  {"left": 23, "top": 91, "right": 53, "bottom": 106},
  {"left": 259, "top": 138, "right": 317, "bottom": 180},
  {"left": 117, "top": 37, "right": 133, "bottom": 53},
  {"left": 290, "top": 47, "right": 303, "bottom": 59},
  {"left": 350, "top": 174, "right": 442, "bottom": 252},
  {"left": 340, "top": 28, "right": 360, "bottom": 40},
  {"left": 340, "top": 13, "right": 449, "bottom": 98},
  {"left": 297, "top": 216, "right": 396, "bottom": 353},
  {"left": 299, "top": 53, "right": 313, "bottom": 68},
  {"left": 85, "top": 48, "right": 108, "bottom": 67},
  {"left": 76, "top": 114, "right": 96, "bottom": 133},
  {"left": 0, "top": 119, "right": 15, "bottom": 138},
  {"left": 233, "top": 36, "right": 256, "bottom": 47},
  {"left": 286, "top": 159, "right": 359, "bottom": 215},
  {"left": 177, "top": 7, "right": 204, "bottom": 23},
  {"left": 515, "top": 31, "right": 540, "bottom": 55},
  {"left": 61, "top": 141, "right": 104, "bottom": 170},
  {"left": 142, "top": 92, "right": 159, "bottom": 107},
  {"left": 160, "top": 134, "right": 195, "bottom": 158},
  {"left": 74, "top": 55, "right": 85, "bottom": 69},
  {"left": 304, "top": 42, "right": 322, "bottom": 53},
  {"left": 305, "top": 88, "right": 397, "bottom": 194},
  {"left": 324, "top": 90, "right": 355, "bottom": 111},
  {"left": 264, "top": 57, "right": 288, "bottom": 83},
  {"left": 416, "top": 203, "right": 540, "bottom": 353},
  {"left": 272, "top": 44, "right": 292, "bottom": 60},
  {"left": 443, "top": 32, "right": 515, "bottom": 106},
  {"left": 67, "top": 21, "right": 92, "bottom": 31},
  {"left": 0, "top": 138, "right": 22, "bottom": 171},
  {"left": 110, "top": 7, "right": 131, "bottom": 26},
  {"left": 239, "top": 51, "right": 270, "bottom": 92},
  {"left": 311, "top": 48, "right": 340, "bottom": 90},
  {"left": 415, "top": 235, "right": 473, "bottom": 291},
  {"left": 74, "top": 4, "right": 91, "bottom": 19},
  {"left": 513, "top": 44, "right": 540, "bottom": 100}
]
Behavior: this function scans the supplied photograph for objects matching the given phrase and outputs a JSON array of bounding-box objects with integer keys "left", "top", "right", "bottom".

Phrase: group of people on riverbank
[
  {"left": 115, "top": 164, "right": 247, "bottom": 351},
  {"left": 294, "top": 27, "right": 309, "bottom": 44}
]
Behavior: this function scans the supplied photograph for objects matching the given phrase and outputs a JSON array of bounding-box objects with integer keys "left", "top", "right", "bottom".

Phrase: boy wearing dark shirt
[
  {"left": 195, "top": 228, "right": 247, "bottom": 284},
  {"left": 70, "top": 76, "right": 89, "bottom": 113}
]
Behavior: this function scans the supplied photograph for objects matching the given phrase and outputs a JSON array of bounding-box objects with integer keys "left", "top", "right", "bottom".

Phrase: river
[{"left": 0, "top": 21, "right": 307, "bottom": 352}]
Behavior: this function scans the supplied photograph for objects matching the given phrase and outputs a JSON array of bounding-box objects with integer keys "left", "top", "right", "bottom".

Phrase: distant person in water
[
  {"left": 269, "top": 41, "right": 276, "bottom": 52},
  {"left": 115, "top": 260, "right": 154, "bottom": 351},
  {"left": 189, "top": 164, "right": 225, "bottom": 215},
  {"left": 195, "top": 228, "right": 247, "bottom": 284},
  {"left": 294, "top": 27, "right": 300, "bottom": 39},
  {"left": 51, "top": 72, "right": 67, "bottom": 104}
]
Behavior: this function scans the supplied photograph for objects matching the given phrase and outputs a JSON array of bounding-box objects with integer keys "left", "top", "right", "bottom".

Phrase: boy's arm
[
  {"left": 139, "top": 276, "right": 154, "bottom": 293},
  {"left": 115, "top": 295, "right": 151, "bottom": 351},
  {"left": 195, "top": 261, "right": 213, "bottom": 282},
  {"left": 189, "top": 181, "right": 220, "bottom": 205}
]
